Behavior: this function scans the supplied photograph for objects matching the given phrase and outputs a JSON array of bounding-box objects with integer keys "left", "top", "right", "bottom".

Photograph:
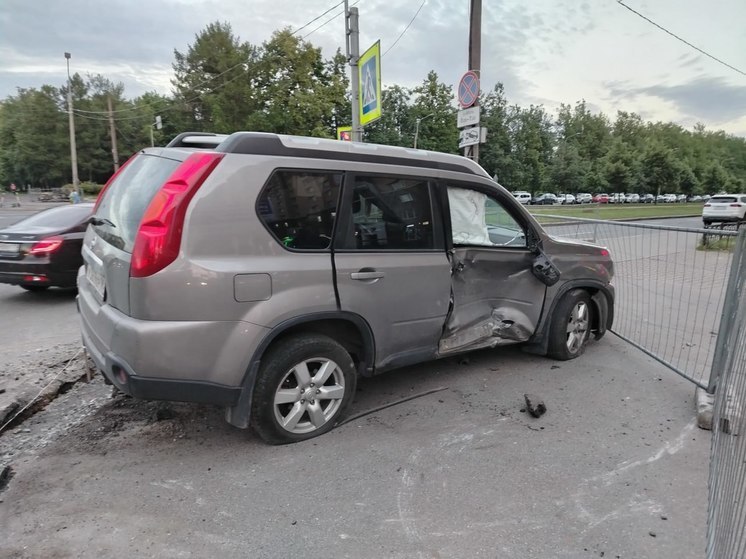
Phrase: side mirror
[{"left": 532, "top": 252, "right": 561, "bottom": 286}]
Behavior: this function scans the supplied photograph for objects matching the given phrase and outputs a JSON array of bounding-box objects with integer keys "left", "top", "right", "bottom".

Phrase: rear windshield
[
  {"left": 93, "top": 153, "right": 181, "bottom": 252},
  {"left": 10, "top": 204, "right": 92, "bottom": 229},
  {"left": 710, "top": 197, "right": 737, "bottom": 203}
]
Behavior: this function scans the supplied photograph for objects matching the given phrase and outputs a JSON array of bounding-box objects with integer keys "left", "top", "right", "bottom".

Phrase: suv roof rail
[
  {"left": 214, "top": 132, "right": 490, "bottom": 178},
  {"left": 166, "top": 132, "right": 229, "bottom": 149}
]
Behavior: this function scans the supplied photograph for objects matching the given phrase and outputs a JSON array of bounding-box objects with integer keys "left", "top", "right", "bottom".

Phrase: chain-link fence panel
[{"left": 538, "top": 215, "right": 737, "bottom": 389}]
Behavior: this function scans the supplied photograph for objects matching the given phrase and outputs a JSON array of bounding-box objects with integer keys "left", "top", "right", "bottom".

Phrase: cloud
[
  {"left": 0, "top": 0, "right": 743, "bottom": 137},
  {"left": 608, "top": 76, "right": 746, "bottom": 123}
]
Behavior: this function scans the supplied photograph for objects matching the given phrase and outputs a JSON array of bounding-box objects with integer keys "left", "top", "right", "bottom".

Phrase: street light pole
[
  {"left": 64, "top": 52, "right": 79, "bottom": 192},
  {"left": 413, "top": 113, "right": 434, "bottom": 149},
  {"left": 345, "top": 1, "right": 362, "bottom": 142}
]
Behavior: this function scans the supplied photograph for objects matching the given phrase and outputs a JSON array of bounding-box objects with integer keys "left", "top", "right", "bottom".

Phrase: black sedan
[
  {"left": 0, "top": 203, "right": 93, "bottom": 291},
  {"left": 532, "top": 193, "right": 559, "bottom": 205}
]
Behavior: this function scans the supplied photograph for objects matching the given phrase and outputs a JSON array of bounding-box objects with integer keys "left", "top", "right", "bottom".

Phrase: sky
[{"left": 1, "top": 0, "right": 745, "bottom": 136}]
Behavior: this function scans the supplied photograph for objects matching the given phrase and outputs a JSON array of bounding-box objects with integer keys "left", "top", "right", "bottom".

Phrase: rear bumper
[
  {"left": 703, "top": 214, "right": 743, "bottom": 222},
  {"left": 0, "top": 260, "right": 76, "bottom": 286},
  {"left": 77, "top": 276, "right": 269, "bottom": 405},
  {"left": 81, "top": 324, "right": 241, "bottom": 404}
]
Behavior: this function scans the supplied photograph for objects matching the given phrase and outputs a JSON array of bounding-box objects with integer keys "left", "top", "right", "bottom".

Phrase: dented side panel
[{"left": 439, "top": 247, "right": 546, "bottom": 355}]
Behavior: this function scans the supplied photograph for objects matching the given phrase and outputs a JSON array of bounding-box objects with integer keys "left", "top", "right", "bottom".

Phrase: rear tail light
[
  {"left": 94, "top": 153, "right": 138, "bottom": 212},
  {"left": 704, "top": 204, "right": 711, "bottom": 207},
  {"left": 130, "top": 152, "right": 225, "bottom": 278},
  {"left": 29, "top": 236, "right": 64, "bottom": 256},
  {"left": 599, "top": 249, "right": 610, "bottom": 257},
  {"left": 23, "top": 275, "right": 49, "bottom": 283},
  {"left": 730, "top": 203, "right": 742, "bottom": 207}
]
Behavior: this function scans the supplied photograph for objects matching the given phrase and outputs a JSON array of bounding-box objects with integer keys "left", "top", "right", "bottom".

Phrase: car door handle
[{"left": 350, "top": 271, "right": 385, "bottom": 280}]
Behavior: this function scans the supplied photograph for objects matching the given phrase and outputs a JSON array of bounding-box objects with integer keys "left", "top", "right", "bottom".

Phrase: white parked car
[
  {"left": 610, "top": 193, "right": 626, "bottom": 204},
  {"left": 576, "top": 193, "right": 592, "bottom": 204},
  {"left": 512, "top": 191, "right": 532, "bottom": 205},
  {"left": 703, "top": 194, "right": 746, "bottom": 225},
  {"left": 626, "top": 193, "right": 640, "bottom": 203},
  {"left": 664, "top": 194, "right": 678, "bottom": 203},
  {"left": 563, "top": 193, "right": 576, "bottom": 205}
]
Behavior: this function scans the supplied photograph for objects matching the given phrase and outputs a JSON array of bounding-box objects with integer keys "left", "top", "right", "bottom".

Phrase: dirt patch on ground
[{"left": 58, "top": 393, "right": 232, "bottom": 455}]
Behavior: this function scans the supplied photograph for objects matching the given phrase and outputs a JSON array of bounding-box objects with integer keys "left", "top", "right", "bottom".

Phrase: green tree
[
  {"left": 701, "top": 162, "right": 731, "bottom": 194},
  {"left": 602, "top": 139, "right": 641, "bottom": 194},
  {"left": 552, "top": 143, "right": 589, "bottom": 194},
  {"left": 510, "top": 105, "right": 554, "bottom": 193},
  {"left": 0, "top": 86, "right": 68, "bottom": 188},
  {"left": 642, "top": 145, "right": 681, "bottom": 197},
  {"left": 480, "top": 83, "right": 517, "bottom": 186},
  {"left": 249, "top": 29, "right": 348, "bottom": 138},
  {"left": 364, "top": 85, "right": 413, "bottom": 146},
  {"left": 172, "top": 21, "right": 258, "bottom": 131},
  {"left": 556, "top": 101, "right": 611, "bottom": 163},
  {"left": 409, "top": 71, "right": 458, "bottom": 154}
]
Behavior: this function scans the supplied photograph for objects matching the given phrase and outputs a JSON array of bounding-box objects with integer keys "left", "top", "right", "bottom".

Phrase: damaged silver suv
[{"left": 78, "top": 132, "right": 614, "bottom": 444}]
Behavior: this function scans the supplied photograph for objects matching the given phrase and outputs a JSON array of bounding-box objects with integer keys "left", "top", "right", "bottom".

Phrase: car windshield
[{"left": 7, "top": 204, "right": 92, "bottom": 229}]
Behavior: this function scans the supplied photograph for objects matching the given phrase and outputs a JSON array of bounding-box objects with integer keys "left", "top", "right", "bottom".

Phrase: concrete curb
[{"left": 696, "top": 387, "right": 715, "bottom": 430}]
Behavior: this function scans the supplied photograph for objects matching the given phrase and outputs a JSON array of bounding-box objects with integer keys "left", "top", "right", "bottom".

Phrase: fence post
[{"left": 707, "top": 228, "right": 746, "bottom": 394}]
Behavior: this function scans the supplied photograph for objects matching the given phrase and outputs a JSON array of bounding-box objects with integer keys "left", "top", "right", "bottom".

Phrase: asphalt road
[
  {"left": 0, "top": 205, "right": 81, "bottom": 360},
  {"left": 0, "top": 208, "right": 35, "bottom": 229},
  {"left": 1, "top": 336, "right": 707, "bottom": 559}
]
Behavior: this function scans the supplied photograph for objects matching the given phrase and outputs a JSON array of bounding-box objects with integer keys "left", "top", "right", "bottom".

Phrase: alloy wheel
[
  {"left": 566, "top": 301, "right": 590, "bottom": 354},
  {"left": 273, "top": 358, "right": 346, "bottom": 435}
]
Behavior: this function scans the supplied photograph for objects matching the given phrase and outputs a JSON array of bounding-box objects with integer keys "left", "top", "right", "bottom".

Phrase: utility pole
[
  {"left": 467, "top": 0, "right": 482, "bottom": 163},
  {"left": 64, "top": 52, "right": 79, "bottom": 190},
  {"left": 107, "top": 96, "right": 119, "bottom": 172},
  {"left": 345, "top": 1, "right": 362, "bottom": 141}
]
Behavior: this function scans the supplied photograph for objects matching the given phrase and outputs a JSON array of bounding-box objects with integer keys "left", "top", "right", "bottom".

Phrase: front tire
[
  {"left": 548, "top": 290, "right": 593, "bottom": 360},
  {"left": 251, "top": 334, "right": 357, "bottom": 444}
]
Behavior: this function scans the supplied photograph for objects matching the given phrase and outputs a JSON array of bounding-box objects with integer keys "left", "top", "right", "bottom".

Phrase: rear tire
[
  {"left": 20, "top": 285, "right": 49, "bottom": 292},
  {"left": 547, "top": 289, "right": 593, "bottom": 360},
  {"left": 250, "top": 334, "right": 357, "bottom": 445}
]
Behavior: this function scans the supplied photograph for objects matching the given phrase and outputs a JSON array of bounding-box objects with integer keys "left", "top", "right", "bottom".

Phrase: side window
[
  {"left": 257, "top": 170, "right": 341, "bottom": 250},
  {"left": 447, "top": 186, "right": 527, "bottom": 248},
  {"left": 342, "top": 175, "right": 435, "bottom": 250}
]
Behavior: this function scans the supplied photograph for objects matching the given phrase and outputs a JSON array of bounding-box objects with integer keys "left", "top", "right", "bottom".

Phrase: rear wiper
[{"left": 89, "top": 216, "right": 116, "bottom": 227}]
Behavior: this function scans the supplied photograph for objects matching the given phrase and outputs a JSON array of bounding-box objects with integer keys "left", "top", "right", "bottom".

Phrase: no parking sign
[{"left": 458, "top": 71, "right": 480, "bottom": 108}]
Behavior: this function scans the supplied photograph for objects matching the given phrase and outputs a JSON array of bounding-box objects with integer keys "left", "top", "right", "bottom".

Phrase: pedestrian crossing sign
[{"left": 359, "top": 40, "right": 381, "bottom": 126}]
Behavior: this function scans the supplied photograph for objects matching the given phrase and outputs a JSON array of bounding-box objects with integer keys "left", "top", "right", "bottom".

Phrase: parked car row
[{"left": 513, "top": 191, "right": 712, "bottom": 205}]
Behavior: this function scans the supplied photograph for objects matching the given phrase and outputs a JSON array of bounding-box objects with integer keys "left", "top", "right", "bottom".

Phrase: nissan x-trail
[{"left": 78, "top": 132, "right": 614, "bottom": 444}]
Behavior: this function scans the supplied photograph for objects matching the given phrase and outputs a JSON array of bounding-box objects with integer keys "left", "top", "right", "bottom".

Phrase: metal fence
[
  {"left": 706, "top": 230, "right": 746, "bottom": 559},
  {"left": 537, "top": 214, "right": 746, "bottom": 557},
  {"left": 540, "top": 214, "right": 738, "bottom": 390}
]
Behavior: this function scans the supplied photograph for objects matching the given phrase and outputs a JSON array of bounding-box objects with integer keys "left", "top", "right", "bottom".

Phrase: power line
[
  {"left": 302, "top": 1, "right": 359, "bottom": 40},
  {"left": 617, "top": 0, "right": 746, "bottom": 77},
  {"left": 73, "top": 71, "right": 249, "bottom": 122},
  {"left": 293, "top": 1, "right": 345, "bottom": 36},
  {"left": 382, "top": 0, "right": 426, "bottom": 57}
]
